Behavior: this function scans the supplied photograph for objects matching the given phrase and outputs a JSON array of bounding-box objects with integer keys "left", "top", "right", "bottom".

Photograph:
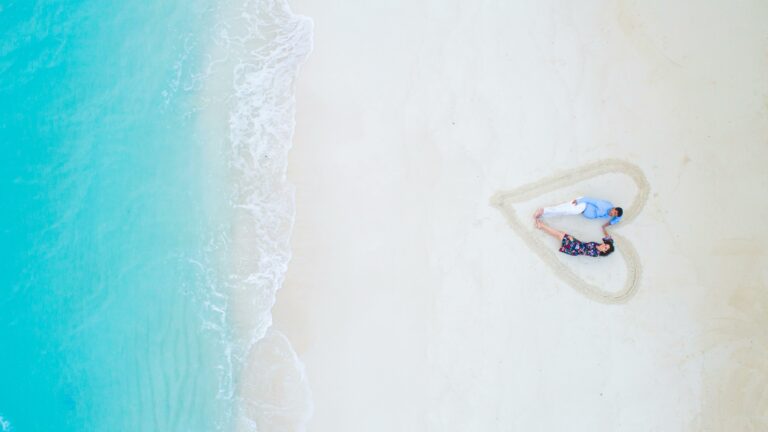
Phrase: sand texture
[
  {"left": 273, "top": 1, "right": 768, "bottom": 430},
  {"left": 492, "top": 159, "right": 649, "bottom": 304}
]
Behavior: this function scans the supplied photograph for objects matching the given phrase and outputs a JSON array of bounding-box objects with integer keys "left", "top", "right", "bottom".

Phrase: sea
[{"left": 0, "top": 0, "right": 312, "bottom": 430}]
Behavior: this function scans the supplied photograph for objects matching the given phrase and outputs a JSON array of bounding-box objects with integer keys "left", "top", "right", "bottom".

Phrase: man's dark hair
[
  {"left": 614, "top": 207, "right": 623, "bottom": 217},
  {"left": 599, "top": 239, "right": 615, "bottom": 257}
]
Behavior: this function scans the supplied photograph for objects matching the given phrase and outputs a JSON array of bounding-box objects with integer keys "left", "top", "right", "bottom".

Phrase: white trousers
[{"left": 541, "top": 200, "right": 586, "bottom": 217}]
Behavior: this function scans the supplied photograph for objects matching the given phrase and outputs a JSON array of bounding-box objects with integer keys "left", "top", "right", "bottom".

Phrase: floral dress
[{"left": 559, "top": 234, "right": 612, "bottom": 257}]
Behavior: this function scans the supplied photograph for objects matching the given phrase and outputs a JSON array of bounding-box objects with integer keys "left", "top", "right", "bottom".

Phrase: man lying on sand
[
  {"left": 535, "top": 219, "right": 615, "bottom": 257},
  {"left": 534, "top": 197, "right": 623, "bottom": 228}
]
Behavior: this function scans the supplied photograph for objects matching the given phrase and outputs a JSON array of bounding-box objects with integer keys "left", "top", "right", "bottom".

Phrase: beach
[
  {"left": 3, "top": 0, "right": 766, "bottom": 430},
  {"left": 273, "top": 1, "right": 768, "bottom": 430}
]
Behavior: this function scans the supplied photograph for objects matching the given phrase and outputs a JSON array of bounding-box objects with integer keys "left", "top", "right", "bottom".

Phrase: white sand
[{"left": 274, "top": 1, "right": 768, "bottom": 430}]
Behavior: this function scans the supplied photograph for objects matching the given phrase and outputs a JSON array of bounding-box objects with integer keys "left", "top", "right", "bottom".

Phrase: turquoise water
[
  {"left": 1, "top": 1, "right": 232, "bottom": 430},
  {"left": 2, "top": 0, "right": 313, "bottom": 428}
]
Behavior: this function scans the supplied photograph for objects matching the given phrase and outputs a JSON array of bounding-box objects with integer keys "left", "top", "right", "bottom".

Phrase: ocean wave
[
  {"left": 190, "top": 0, "right": 313, "bottom": 430},
  {"left": 0, "top": 415, "right": 11, "bottom": 432}
]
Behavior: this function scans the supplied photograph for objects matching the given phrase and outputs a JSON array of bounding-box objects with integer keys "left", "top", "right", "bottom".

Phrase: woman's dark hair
[
  {"left": 599, "top": 239, "right": 615, "bottom": 256},
  {"left": 615, "top": 207, "right": 623, "bottom": 217}
]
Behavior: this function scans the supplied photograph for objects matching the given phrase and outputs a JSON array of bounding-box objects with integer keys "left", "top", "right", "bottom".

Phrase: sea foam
[{"left": 189, "top": 0, "right": 313, "bottom": 430}]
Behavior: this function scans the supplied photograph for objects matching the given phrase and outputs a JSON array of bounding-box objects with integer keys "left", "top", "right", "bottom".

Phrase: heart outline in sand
[{"left": 491, "top": 159, "right": 650, "bottom": 304}]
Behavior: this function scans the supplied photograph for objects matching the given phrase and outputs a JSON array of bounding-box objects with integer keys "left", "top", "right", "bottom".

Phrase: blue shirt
[{"left": 577, "top": 197, "right": 622, "bottom": 225}]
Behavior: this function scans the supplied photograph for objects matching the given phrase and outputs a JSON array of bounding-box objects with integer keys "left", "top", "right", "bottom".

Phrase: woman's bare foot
[
  {"left": 535, "top": 219, "right": 543, "bottom": 229},
  {"left": 533, "top": 208, "right": 543, "bottom": 218}
]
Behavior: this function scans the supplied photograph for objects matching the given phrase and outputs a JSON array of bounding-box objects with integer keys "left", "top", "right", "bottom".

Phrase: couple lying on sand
[{"left": 533, "top": 197, "right": 623, "bottom": 258}]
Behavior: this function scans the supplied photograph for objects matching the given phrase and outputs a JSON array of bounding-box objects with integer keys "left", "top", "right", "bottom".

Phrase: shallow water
[{"left": 0, "top": 0, "right": 311, "bottom": 430}]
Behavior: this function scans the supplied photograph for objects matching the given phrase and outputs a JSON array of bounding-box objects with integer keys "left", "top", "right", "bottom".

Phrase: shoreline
[{"left": 196, "top": 0, "right": 314, "bottom": 430}]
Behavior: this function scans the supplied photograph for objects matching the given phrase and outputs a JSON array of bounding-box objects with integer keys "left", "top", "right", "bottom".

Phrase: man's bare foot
[{"left": 533, "top": 208, "right": 543, "bottom": 218}]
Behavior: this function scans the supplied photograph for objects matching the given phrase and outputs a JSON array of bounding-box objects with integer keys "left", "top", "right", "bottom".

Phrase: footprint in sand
[{"left": 491, "top": 159, "right": 650, "bottom": 304}]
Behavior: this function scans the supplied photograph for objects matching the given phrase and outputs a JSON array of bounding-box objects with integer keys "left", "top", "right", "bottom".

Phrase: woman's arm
[
  {"left": 602, "top": 225, "right": 609, "bottom": 237},
  {"left": 536, "top": 219, "right": 566, "bottom": 241}
]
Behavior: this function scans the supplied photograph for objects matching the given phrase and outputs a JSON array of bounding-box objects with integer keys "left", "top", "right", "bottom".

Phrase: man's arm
[{"left": 579, "top": 197, "right": 612, "bottom": 208}]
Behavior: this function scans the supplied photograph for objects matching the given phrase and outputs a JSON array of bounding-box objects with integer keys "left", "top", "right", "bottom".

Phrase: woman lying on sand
[{"left": 535, "top": 219, "right": 615, "bottom": 257}]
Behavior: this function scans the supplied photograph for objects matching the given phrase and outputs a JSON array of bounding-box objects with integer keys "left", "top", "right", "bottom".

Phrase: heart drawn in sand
[{"left": 491, "top": 159, "right": 650, "bottom": 304}]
